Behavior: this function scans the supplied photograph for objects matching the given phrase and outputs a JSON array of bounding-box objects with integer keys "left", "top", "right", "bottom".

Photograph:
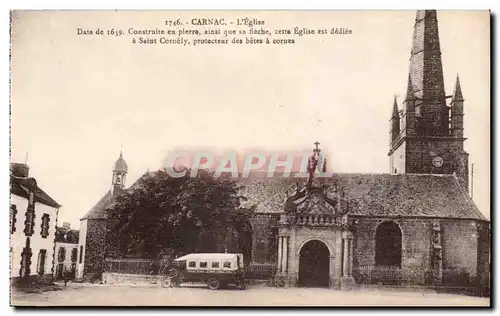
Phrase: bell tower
[
  {"left": 111, "top": 150, "right": 128, "bottom": 196},
  {"left": 388, "top": 10, "right": 469, "bottom": 192}
]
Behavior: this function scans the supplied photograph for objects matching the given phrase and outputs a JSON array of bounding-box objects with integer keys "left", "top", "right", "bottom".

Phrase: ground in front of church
[{"left": 11, "top": 282, "right": 490, "bottom": 307}]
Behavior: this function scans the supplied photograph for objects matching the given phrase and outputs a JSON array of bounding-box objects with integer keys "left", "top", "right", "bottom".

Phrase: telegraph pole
[{"left": 471, "top": 163, "right": 474, "bottom": 199}]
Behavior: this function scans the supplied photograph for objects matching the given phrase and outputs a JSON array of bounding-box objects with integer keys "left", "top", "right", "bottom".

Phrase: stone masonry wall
[
  {"left": 83, "top": 219, "right": 107, "bottom": 277},
  {"left": 441, "top": 219, "right": 478, "bottom": 278},
  {"left": 353, "top": 216, "right": 485, "bottom": 286},
  {"left": 250, "top": 214, "right": 278, "bottom": 263},
  {"left": 476, "top": 223, "right": 490, "bottom": 291},
  {"left": 353, "top": 217, "right": 432, "bottom": 284}
]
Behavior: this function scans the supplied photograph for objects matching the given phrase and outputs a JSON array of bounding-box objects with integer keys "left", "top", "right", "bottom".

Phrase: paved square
[{"left": 11, "top": 282, "right": 490, "bottom": 307}]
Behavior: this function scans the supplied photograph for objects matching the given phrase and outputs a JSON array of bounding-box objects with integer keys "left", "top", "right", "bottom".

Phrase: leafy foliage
[{"left": 105, "top": 169, "right": 254, "bottom": 259}]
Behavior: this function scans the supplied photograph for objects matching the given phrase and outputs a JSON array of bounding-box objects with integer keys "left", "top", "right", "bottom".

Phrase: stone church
[
  {"left": 243, "top": 10, "right": 489, "bottom": 291},
  {"left": 78, "top": 10, "right": 489, "bottom": 292}
]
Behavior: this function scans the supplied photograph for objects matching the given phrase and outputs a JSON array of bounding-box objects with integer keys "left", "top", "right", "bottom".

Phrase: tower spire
[
  {"left": 408, "top": 10, "right": 449, "bottom": 136},
  {"left": 405, "top": 73, "right": 415, "bottom": 101},
  {"left": 409, "top": 10, "right": 446, "bottom": 102},
  {"left": 390, "top": 96, "right": 401, "bottom": 144},
  {"left": 111, "top": 150, "right": 128, "bottom": 196},
  {"left": 389, "top": 10, "right": 469, "bottom": 192},
  {"left": 392, "top": 95, "right": 399, "bottom": 118},
  {"left": 452, "top": 73, "right": 464, "bottom": 101}
]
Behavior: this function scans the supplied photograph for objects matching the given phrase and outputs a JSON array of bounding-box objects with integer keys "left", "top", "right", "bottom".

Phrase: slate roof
[
  {"left": 55, "top": 226, "right": 80, "bottom": 244},
  {"left": 239, "top": 172, "right": 487, "bottom": 221},
  {"left": 10, "top": 175, "right": 61, "bottom": 208},
  {"left": 82, "top": 170, "right": 487, "bottom": 222},
  {"left": 80, "top": 171, "right": 155, "bottom": 220},
  {"left": 80, "top": 190, "right": 113, "bottom": 220}
]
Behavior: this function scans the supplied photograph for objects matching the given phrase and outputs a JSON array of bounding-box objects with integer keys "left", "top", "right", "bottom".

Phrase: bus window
[
  {"left": 188, "top": 261, "right": 196, "bottom": 268},
  {"left": 223, "top": 261, "right": 231, "bottom": 268},
  {"left": 211, "top": 262, "right": 220, "bottom": 268},
  {"left": 199, "top": 261, "right": 208, "bottom": 268}
]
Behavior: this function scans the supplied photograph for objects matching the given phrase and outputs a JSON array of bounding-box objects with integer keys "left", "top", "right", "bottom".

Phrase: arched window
[{"left": 375, "top": 221, "right": 402, "bottom": 268}]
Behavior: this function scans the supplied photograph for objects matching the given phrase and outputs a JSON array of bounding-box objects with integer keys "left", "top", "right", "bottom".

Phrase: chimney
[
  {"left": 11, "top": 163, "right": 30, "bottom": 178},
  {"left": 62, "top": 222, "right": 71, "bottom": 229}
]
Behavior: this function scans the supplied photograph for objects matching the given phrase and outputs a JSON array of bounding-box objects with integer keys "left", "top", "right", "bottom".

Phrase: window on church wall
[
  {"left": 375, "top": 221, "right": 402, "bottom": 268},
  {"left": 40, "top": 213, "right": 50, "bottom": 238}
]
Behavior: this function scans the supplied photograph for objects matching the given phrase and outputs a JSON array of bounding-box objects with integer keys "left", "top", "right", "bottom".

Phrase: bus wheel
[
  {"left": 208, "top": 278, "right": 220, "bottom": 290},
  {"left": 161, "top": 276, "right": 172, "bottom": 288},
  {"left": 171, "top": 278, "right": 180, "bottom": 288},
  {"left": 236, "top": 283, "right": 246, "bottom": 290}
]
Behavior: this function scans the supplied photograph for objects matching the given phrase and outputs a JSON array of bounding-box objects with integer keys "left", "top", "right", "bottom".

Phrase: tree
[{"left": 105, "top": 169, "right": 254, "bottom": 260}]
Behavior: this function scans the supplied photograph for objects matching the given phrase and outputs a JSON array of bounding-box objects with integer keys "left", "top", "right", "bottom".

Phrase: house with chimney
[
  {"left": 10, "top": 163, "right": 61, "bottom": 285},
  {"left": 54, "top": 222, "right": 80, "bottom": 280}
]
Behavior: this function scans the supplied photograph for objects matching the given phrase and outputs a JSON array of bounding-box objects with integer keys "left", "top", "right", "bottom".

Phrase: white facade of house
[
  {"left": 10, "top": 194, "right": 59, "bottom": 280},
  {"left": 54, "top": 242, "right": 78, "bottom": 279}
]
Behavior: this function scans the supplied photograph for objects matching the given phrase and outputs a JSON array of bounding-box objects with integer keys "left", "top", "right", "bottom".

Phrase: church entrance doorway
[{"left": 298, "top": 240, "right": 330, "bottom": 287}]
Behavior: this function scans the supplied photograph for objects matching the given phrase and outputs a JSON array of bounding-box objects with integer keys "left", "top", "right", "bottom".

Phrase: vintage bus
[{"left": 161, "top": 253, "right": 246, "bottom": 290}]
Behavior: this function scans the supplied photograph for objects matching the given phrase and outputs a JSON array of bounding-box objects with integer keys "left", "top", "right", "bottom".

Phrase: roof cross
[{"left": 313, "top": 141, "right": 321, "bottom": 153}]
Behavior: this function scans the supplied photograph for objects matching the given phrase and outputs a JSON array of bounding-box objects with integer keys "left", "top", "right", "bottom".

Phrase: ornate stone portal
[{"left": 273, "top": 143, "right": 355, "bottom": 289}]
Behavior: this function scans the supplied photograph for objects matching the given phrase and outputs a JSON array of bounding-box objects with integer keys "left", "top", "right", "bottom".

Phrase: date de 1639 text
[{"left": 77, "top": 28, "right": 123, "bottom": 36}]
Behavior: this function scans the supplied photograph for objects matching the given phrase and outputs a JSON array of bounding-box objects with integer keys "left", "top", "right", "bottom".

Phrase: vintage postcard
[{"left": 9, "top": 10, "right": 490, "bottom": 307}]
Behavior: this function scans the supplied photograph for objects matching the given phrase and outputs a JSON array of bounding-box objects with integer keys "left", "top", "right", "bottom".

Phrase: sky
[{"left": 10, "top": 10, "right": 490, "bottom": 228}]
